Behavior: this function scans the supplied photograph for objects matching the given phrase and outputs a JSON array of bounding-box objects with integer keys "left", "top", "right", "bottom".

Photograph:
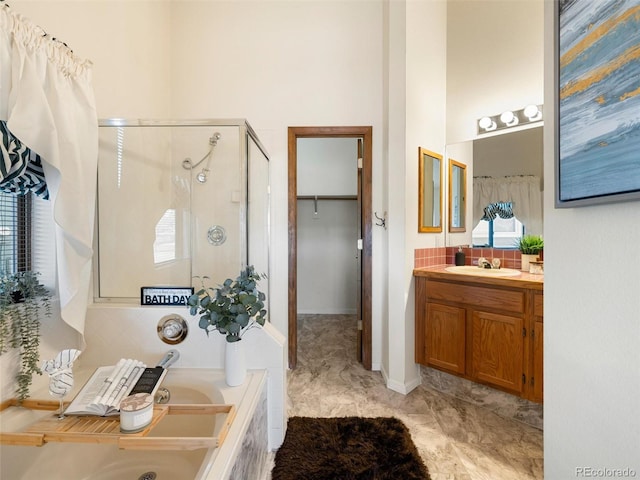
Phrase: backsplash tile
[
  {"left": 414, "top": 247, "right": 446, "bottom": 268},
  {"left": 416, "top": 246, "right": 530, "bottom": 270}
]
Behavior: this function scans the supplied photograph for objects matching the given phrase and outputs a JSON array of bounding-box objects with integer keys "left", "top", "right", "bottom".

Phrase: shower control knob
[
  {"left": 163, "top": 320, "right": 182, "bottom": 339},
  {"left": 207, "top": 225, "right": 227, "bottom": 246},
  {"left": 157, "top": 315, "right": 188, "bottom": 345}
]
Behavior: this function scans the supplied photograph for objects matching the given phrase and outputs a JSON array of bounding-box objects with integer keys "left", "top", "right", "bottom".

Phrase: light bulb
[
  {"left": 500, "top": 111, "right": 518, "bottom": 126},
  {"left": 524, "top": 104, "right": 541, "bottom": 121},
  {"left": 478, "top": 116, "right": 496, "bottom": 131}
]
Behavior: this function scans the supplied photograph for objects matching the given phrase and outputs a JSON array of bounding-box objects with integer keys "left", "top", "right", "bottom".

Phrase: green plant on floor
[
  {"left": 516, "top": 235, "right": 544, "bottom": 255},
  {"left": 0, "top": 271, "right": 52, "bottom": 401},
  {"left": 188, "top": 265, "right": 268, "bottom": 343}
]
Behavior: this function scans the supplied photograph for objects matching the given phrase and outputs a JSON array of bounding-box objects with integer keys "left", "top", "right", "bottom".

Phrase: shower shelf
[{"left": 0, "top": 399, "right": 236, "bottom": 451}]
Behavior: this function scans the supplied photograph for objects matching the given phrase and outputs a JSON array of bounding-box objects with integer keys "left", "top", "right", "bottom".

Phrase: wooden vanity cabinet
[{"left": 415, "top": 274, "right": 543, "bottom": 403}]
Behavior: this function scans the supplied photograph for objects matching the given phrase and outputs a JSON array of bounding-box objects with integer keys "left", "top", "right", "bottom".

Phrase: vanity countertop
[{"left": 413, "top": 265, "right": 544, "bottom": 290}]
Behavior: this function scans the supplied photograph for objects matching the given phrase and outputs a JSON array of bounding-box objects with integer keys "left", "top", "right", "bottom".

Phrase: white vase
[
  {"left": 224, "top": 340, "right": 246, "bottom": 387},
  {"left": 520, "top": 254, "right": 539, "bottom": 272}
]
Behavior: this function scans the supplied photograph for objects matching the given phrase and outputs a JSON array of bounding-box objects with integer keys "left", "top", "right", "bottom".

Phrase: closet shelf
[{"left": 297, "top": 195, "right": 357, "bottom": 200}]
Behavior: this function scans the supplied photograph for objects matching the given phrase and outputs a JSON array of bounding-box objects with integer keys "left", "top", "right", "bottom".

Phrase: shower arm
[
  {"left": 182, "top": 148, "right": 213, "bottom": 170},
  {"left": 181, "top": 132, "right": 221, "bottom": 171}
]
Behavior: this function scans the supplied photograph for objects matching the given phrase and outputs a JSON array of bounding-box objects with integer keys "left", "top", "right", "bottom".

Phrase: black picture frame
[
  {"left": 140, "top": 287, "right": 194, "bottom": 306},
  {"left": 555, "top": 0, "right": 640, "bottom": 208}
]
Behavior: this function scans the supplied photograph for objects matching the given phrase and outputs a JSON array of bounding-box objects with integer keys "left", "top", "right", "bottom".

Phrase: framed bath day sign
[
  {"left": 556, "top": 0, "right": 640, "bottom": 207},
  {"left": 141, "top": 287, "right": 194, "bottom": 306}
]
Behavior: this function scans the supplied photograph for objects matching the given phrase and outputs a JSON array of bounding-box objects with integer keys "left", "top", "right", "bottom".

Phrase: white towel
[{"left": 41, "top": 349, "right": 82, "bottom": 397}]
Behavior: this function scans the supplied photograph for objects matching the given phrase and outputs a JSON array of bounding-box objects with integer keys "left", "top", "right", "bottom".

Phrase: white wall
[
  {"left": 297, "top": 138, "right": 358, "bottom": 197},
  {"left": 446, "top": 0, "right": 544, "bottom": 144},
  {"left": 382, "top": 0, "right": 448, "bottom": 392},
  {"left": 474, "top": 126, "right": 543, "bottom": 181},
  {"left": 297, "top": 200, "right": 358, "bottom": 314},
  {"left": 11, "top": 0, "right": 385, "bottom": 367},
  {"left": 543, "top": 3, "right": 640, "bottom": 477}
]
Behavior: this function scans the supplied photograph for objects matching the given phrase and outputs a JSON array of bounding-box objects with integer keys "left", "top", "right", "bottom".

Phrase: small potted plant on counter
[
  {"left": 0, "top": 271, "right": 52, "bottom": 401},
  {"left": 188, "top": 265, "right": 267, "bottom": 386},
  {"left": 517, "top": 235, "right": 544, "bottom": 272}
]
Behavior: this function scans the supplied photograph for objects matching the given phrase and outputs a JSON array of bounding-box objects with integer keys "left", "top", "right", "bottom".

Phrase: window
[
  {"left": 472, "top": 201, "right": 524, "bottom": 248},
  {"left": 0, "top": 191, "right": 55, "bottom": 290},
  {"left": 0, "top": 191, "right": 32, "bottom": 274},
  {"left": 153, "top": 209, "right": 176, "bottom": 264},
  {"left": 472, "top": 217, "right": 524, "bottom": 248}
]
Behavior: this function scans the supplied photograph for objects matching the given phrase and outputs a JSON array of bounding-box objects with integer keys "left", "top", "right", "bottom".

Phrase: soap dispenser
[{"left": 455, "top": 247, "right": 466, "bottom": 266}]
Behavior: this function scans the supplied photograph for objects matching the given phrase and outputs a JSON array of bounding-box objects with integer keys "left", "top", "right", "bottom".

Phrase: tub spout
[{"left": 157, "top": 349, "right": 180, "bottom": 369}]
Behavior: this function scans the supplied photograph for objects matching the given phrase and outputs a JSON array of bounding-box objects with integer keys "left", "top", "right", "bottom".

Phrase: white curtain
[
  {"left": 473, "top": 175, "right": 543, "bottom": 235},
  {"left": 0, "top": 6, "right": 98, "bottom": 340}
]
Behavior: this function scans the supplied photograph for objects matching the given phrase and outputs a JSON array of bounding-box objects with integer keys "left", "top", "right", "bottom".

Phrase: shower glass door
[{"left": 95, "top": 120, "right": 268, "bottom": 302}]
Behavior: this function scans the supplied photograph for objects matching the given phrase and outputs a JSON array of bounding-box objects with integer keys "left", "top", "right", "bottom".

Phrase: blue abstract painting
[{"left": 558, "top": 0, "right": 640, "bottom": 204}]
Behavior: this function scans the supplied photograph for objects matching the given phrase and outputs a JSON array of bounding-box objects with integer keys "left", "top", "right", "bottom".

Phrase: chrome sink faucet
[
  {"left": 477, "top": 257, "right": 501, "bottom": 269},
  {"left": 478, "top": 257, "right": 492, "bottom": 268}
]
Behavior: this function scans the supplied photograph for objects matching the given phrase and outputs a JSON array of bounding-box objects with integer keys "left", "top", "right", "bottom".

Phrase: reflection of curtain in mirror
[
  {"left": 473, "top": 175, "right": 542, "bottom": 235},
  {"left": 0, "top": 5, "right": 98, "bottom": 341}
]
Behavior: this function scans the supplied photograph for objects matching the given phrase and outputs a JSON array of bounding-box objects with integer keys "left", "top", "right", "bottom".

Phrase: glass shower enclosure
[{"left": 95, "top": 119, "right": 269, "bottom": 306}]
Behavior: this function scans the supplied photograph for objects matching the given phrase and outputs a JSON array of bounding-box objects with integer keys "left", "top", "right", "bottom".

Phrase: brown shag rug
[{"left": 271, "top": 416, "right": 431, "bottom": 480}]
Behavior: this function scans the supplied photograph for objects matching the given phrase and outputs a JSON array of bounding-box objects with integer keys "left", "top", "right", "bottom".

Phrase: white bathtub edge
[{"left": 200, "top": 369, "right": 268, "bottom": 480}]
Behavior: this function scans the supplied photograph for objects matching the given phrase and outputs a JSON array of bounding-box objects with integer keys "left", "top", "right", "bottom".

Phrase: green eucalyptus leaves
[
  {"left": 188, "top": 266, "right": 267, "bottom": 343},
  {"left": 0, "top": 271, "right": 52, "bottom": 401}
]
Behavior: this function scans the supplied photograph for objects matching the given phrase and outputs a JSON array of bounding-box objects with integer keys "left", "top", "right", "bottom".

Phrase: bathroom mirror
[
  {"left": 418, "top": 147, "right": 442, "bottom": 233},
  {"left": 444, "top": 126, "right": 543, "bottom": 246},
  {"left": 448, "top": 158, "right": 466, "bottom": 233}
]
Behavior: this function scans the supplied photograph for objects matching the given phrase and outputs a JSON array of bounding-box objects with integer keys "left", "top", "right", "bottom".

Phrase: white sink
[{"left": 445, "top": 265, "right": 521, "bottom": 277}]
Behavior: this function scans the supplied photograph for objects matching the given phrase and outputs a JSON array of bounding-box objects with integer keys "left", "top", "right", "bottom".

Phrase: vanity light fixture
[{"left": 477, "top": 104, "right": 543, "bottom": 135}]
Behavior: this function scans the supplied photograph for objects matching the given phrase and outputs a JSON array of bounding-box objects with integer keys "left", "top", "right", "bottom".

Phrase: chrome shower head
[{"left": 210, "top": 132, "right": 221, "bottom": 145}]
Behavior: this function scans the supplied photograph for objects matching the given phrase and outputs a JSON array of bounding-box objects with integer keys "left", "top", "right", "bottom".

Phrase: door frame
[{"left": 288, "top": 126, "right": 373, "bottom": 370}]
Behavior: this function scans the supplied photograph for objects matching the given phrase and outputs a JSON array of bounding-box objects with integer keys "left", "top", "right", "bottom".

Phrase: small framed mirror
[
  {"left": 418, "top": 147, "right": 442, "bottom": 233},
  {"left": 448, "top": 158, "right": 466, "bottom": 233}
]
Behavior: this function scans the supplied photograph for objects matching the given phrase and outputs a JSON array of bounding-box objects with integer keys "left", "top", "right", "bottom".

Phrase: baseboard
[{"left": 380, "top": 364, "right": 421, "bottom": 395}]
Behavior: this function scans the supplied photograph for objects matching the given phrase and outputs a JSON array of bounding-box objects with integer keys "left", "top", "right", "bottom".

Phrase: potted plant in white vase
[
  {"left": 517, "top": 235, "right": 544, "bottom": 272},
  {"left": 188, "top": 265, "right": 267, "bottom": 386}
]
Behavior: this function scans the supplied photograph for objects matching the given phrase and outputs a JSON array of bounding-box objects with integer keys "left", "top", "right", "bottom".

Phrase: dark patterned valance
[
  {"left": 0, "top": 121, "right": 49, "bottom": 199},
  {"left": 481, "top": 201, "right": 514, "bottom": 221}
]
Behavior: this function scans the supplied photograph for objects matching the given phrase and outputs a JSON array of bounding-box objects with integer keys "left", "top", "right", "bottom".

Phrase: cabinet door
[
  {"left": 532, "top": 320, "right": 543, "bottom": 402},
  {"left": 471, "top": 310, "right": 524, "bottom": 393},
  {"left": 531, "top": 293, "right": 543, "bottom": 402},
  {"left": 425, "top": 303, "right": 466, "bottom": 374}
]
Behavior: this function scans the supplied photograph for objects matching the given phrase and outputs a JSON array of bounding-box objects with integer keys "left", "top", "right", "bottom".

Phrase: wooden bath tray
[{"left": 0, "top": 399, "right": 236, "bottom": 451}]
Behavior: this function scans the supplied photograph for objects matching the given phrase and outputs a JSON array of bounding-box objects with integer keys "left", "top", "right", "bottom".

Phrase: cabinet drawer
[{"left": 426, "top": 280, "right": 525, "bottom": 314}]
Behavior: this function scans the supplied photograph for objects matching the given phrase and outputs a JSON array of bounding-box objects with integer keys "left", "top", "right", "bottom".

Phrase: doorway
[{"left": 288, "top": 126, "right": 372, "bottom": 370}]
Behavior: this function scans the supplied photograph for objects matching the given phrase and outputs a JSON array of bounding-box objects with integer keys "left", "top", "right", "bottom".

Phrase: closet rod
[{"left": 296, "top": 195, "right": 357, "bottom": 200}]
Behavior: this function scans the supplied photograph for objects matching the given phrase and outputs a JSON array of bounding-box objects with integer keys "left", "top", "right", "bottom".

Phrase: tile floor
[{"left": 279, "top": 314, "right": 543, "bottom": 480}]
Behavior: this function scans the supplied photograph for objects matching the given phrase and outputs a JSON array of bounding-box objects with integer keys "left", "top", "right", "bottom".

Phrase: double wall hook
[{"left": 374, "top": 211, "right": 387, "bottom": 229}]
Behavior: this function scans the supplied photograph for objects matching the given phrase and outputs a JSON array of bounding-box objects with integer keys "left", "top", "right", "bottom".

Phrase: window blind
[
  {"left": 0, "top": 191, "right": 30, "bottom": 274},
  {"left": 0, "top": 192, "right": 54, "bottom": 290}
]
